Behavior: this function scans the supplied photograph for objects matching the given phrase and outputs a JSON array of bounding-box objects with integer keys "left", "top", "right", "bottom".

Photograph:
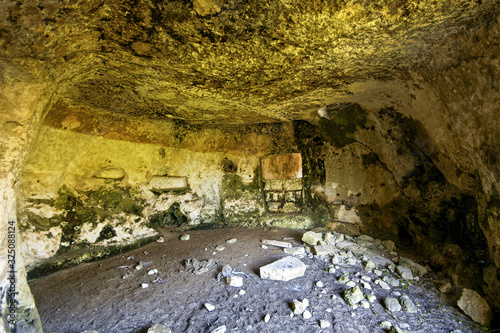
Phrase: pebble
[
  {"left": 141, "top": 283, "right": 149, "bottom": 289},
  {"left": 135, "top": 264, "right": 143, "bottom": 270},
  {"left": 399, "top": 295, "right": 418, "bottom": 313},
  {"left": 216, "top": 245, "right": 225, "bottom": 251},
  {"left": 147, "top": 324, "right": 172, "bottom": 333},
  {"left": 156, "top": 237, "right": 165, "bottom": 243},
  {"left": 361, "top": 281, "right": 372, "bottom": 290},
  {"left": 344, "top": 286, "right": 364, "bottom": 306},
  {"left": 365, "top": 293, "right": 377, "bottom": 303},
  {"left": 384, "top": 297, "right": 402, "bottom": 312},
  {"left": 364, "top": 260, "right": 375, "bottom": 269},
  {"left": 319, "top": 320, "right": 331, "bottom": 328},
  {"left": 264, "top": 314, "right": 271, "bottom": 323},
  {"left": 238, "top": 289, "right": 246, "bottom": 295},
  {"left": 148, "top": 269, "right": 158, "bottom": 275},
  {"left": 227, "top": 275, "right": 243, "bottom": 287},
  {"left": 380, "top": 321, "right": 392, "bottom": 330},
  {"left": 375, "top": 279, "right": 391, "bottom": 290},
  {"left": 210, "top": 325, "right": 226, "bottom": 333},
  {"left": 180, "top": 234, "right": 190, "bottom": 241},
  {"left": 374, "top": 269, "right": 383, "bottom": 276},
  {"left": 361, "top": 275, "right": 371, "bottom": 281},
  {"left": 205, "top": 303, "right": 215, "bottom": 311},
  {"left": 292, "top": 299, "right": 309, "bottom": 314},
  {"left": 360, "top": 300, "right": 370, "bottom": 308},
  {"left": 303, "top": 310, "right": 312, "bottom": 319},
  {"left": 316, "top": 281, "right": 324, "bottom": 288},
  {"left": 226, "top": 238, "right": 237, "bottom": 244},
  {"left": 346, "top": 281, "right": 357, "bottom": 288},
  {"left": 262, "top": 239, "right": 292, "bottom": 248},
  {"left": 127, "top": 256, "right": 134, "bottom": 260},
  {"left": 261, "top": 245, "right": 268, "bottom": 249}
]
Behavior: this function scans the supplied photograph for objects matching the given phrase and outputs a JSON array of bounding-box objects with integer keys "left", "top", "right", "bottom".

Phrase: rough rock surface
[
  {"left": 259, "top": 256, "right": 306, "bottom": 282},
  {"left": 0, "top": 0, "right": 499, "bottom": 330}
]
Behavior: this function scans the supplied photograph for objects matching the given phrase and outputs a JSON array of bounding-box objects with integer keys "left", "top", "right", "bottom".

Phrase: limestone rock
[
  {"left": 283, "top": 247, "right": 306, "bottom": 256},
  {"left": 396, "top": 265, "right": 413, "bottom": 280},
  {"left": 388, "top": 327, "right": 404, "bottom": 333},
  {"left": 319, "top": 320, "right": 331, "bottom": 328},
  {"left": 180, "top": 234, "right": 190, "bottom": 241},
  {"left": 400, "top": 295, "right": 418, "bottom": 313},
  {"left": 380, "top": 321, "right": 392, "bottom": 330},
  {"left": 205, "top": 303, "right": 215, "bottom": 311},
  {"left": 382, "top": 240, "right": 396, "bottom": 251},
  {"left": 365, "top": 293, "right": 377, "bottom": 303},
  {"left": 292, "top": 299, "right": 309, "bottom": 314},
  {"left": 259, "top": 256, "right": 306, "bottom": 281},
  {"left": 313, "top": 245, "right": 336, "bottom": 256},
  {"left": 93, "top": 167, "right": 126, "bottom": 180},
  {"left": 324, "top": 232, "right": 344, "bottom": 245},
  {"left": 264, "top": 313, "right": 271, "bottom": 323},
  {"left": 383, "top": 297, "right": 402, "bottom": 312},
  {"left": 302, "top": 310, "right": 312, "bottom": 319},
  {"left": 227, "top": 275, "right": 243, "bottom": 287},
  {"left": 148, "top": 324, "right": 172, "bottom": 333},
  {"left": 262, "top": 239, "right": 292, "bottom": 248},
  {"left": 344, "top": 286, "right": 364, "bottom": 306},
  {"left": 357, "top": 235, "right": 374, "bottom": 242},
  {"left": 457, "top": 289, "right": 492, "bottom": 327},
  {"left": 399, "top": 257, "right": 428, "bottom": 277},
  {"left": 302, "top": 231, "right": 323, "bottom": 246}
]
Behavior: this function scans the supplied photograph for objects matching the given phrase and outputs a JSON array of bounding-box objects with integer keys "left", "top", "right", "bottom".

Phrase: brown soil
[{"left": 29, "top": 227, "right": 483, "bottom": 333}]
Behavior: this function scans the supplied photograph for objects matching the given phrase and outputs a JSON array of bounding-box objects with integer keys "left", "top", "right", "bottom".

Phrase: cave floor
[{"left": 29, "top": 227, "right": 483, "bottom": 333}]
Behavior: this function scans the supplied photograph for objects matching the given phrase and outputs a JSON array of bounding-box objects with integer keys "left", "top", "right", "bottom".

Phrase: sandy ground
[{"left": 29, "top": 227, "right": 485, "bottom": 333}]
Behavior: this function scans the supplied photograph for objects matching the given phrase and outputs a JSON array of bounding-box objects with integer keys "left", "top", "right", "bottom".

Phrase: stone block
[
  {"left": 260, "top": 256, "right": 306, "bottom": 281},
  {"left": 283, "top": 178, "right": 303, "bottom": 191},
  {"left": 264, "top": 179, "right": 283, "bottom": 191},
  {"left": 344, "top": 286, "right": 364, "bottom": 306},
  {"left": 457, "top": 289, "right": 492, "bottom": 327},
  {"left": 302, "top": 231, "right": 323, "bottom": 245},
  {"left": 313, "top": 245, "right": 336, "bottom": 256},
  {"left": 148, "top": 176, "right": 188, "bottom": 192},
  {"left": 261, "top": 153, "right": 302, "bottom": 180},
  {"left": 396, "top": 265, "right": 413, "bottom": 280},
  {"left": 383, "top": 297, "right": 402, "bottom": 312}
]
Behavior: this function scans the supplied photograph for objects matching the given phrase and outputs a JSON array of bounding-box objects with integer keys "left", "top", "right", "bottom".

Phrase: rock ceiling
[{"left": 0, "top": 0, "right": 497, "bottom": 124}]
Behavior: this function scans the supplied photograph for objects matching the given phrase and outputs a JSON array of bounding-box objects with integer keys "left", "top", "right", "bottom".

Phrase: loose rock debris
[{"left": 31, "top": 228, "right": 488, "bottom": 333}]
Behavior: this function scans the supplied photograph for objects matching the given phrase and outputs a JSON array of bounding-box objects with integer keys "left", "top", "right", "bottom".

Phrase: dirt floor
[{"left": 29, "top": 227, "right": 486, "bottom": 333}]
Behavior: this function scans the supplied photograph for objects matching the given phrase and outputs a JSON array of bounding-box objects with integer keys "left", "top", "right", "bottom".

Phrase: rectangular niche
[{"left": 261, "top": 153, "right": 303, "bottom": 214}]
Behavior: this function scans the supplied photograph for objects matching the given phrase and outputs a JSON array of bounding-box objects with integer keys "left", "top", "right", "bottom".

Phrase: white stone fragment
[
  {"left": 303, "top": 310, "right": 312, "bottom": 319},
  {"left": 316, "top": 281, "right": 324, "bottom": 288},
  {"left": 319, "top": 320, "right": 331, "bottom": 328},
  {"left": 156, "top": 237, "right": 165, "bottom": 243},
  {"left": 457, "top": 289, "right": 492, "bottom": 327},
  {"left": 261, "top": 245, "right": 268, "bottom": 249},
  {"left": 216, "top": 245, "right": 225, "bottom": 251},
  {"left": 238, "top": 289, "right": 246, "bottom": 295},
  {"left": 205, "top": 303, "right": 215, "bottom": 311},
  {"left": 396, "top": 265, "right": 413, "bottom": 280},
  {"left": 227, "top": 275, "right": 244, "bottom": 287},
  {"left": 264, "top": 314, "right": 271, "bottom": 323},
  {"left": 226, "top": 238, "right": 237, "bottom": 244},
  {"left": 262, "top": 239, "right": 292, "bottom": 248},
  {"left": 302, "top": 231, "right": 323, "bottom": 245},
  {"left": 259, "top": 256, "right": 306, "bottom": 281},
  {"left": 313, "top": 245, "right": 336, "bottom": 256},
  {"left": 148, "top": 269, "right": 158, "bottom": 275},
  {"left": 292, "top": 299, "right": 309, "bottom": 314},
  {"left": 210, "top": 325, "right": 226, "bottom": 333},
  {"left": 283, "top": 247, "right": 306, "bottom": 256},
  {"left": 180, "top": 234, "right": 190, "bottom": 241},
  {"left": 147, "top": 324, "right": 172, "bottom": 333},
  {"left": 141, "top": 283, "right": 149, "bottom": 289},
  {"left": 382, "top": 240, "right": 396, "bottom": 251}
]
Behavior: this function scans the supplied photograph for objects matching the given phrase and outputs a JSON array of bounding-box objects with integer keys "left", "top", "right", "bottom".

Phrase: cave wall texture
[{"left": 0, "top": 0, "right": 499, "bottom": 331}]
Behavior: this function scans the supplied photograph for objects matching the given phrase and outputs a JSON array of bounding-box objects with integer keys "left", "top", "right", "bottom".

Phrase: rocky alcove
[{"left": 0, "top": 0, "right": 499, "bottom": 332}]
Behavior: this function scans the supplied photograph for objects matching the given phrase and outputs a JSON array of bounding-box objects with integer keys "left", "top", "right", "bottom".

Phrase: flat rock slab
[
  {"left": 262, "top": 239, "right": 292, "bottom": 248},
  {"left": 260, "top": 256, "right": 306, "bottom": 281}
]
